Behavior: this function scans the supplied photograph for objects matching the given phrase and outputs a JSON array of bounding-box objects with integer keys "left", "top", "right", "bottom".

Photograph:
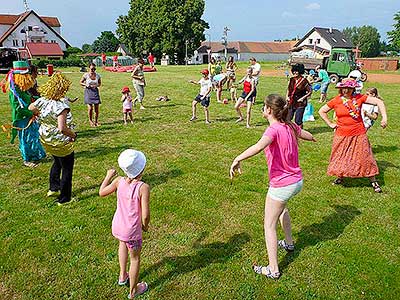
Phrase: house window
[
  {"left": 51, "top": 40, "right": 56, "bottom": 43},
  {"left": 316, "top": 39, "right": 321, "bottom": 44},
  {"left": 309, "top": 39, "right": 313, "bottom": 44},
  {"left": 21, "top": 40, "right": 25, "bottom": 47},
  {"left": 12, "top": 40, "right": 19, "bottom": 47},
  {"left": 28, "top": 26, "right": 32, "bottom": 31}
]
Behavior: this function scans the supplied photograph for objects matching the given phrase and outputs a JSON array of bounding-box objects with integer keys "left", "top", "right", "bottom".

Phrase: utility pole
[
  {"left": 221, "top": 26, "right": 230, "bottom": 61},
  {"left": 23, "top": 0, "right": 29, "bottom": 11},
  {"left": 185, "top": 40, "right": 189, "bottom": 66}
]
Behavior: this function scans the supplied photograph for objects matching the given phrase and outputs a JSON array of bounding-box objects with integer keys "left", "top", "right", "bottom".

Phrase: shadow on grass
[
  {"left": 215, "top": 116, "right": 239, "bottom": 122},
  {"left": 372, "top": 145, "right": 399, "bottom": 154},
  {"left": 73, "top": 184, "right": 100, "bottom": 202},
  {"left": 341, "top": 160, "right": 399, "bottom": 188},
  {"left": 280, "top": 205, "right": 361, "bottom": 272},
  {"left": 142, "top": 233, "right": 250, "bottom": 289},
  {"left": 76, "top": 127, "right": 119, "bottom": 139},
  {"left": 143, "top": 168, "right": 183, "bottom": 188},
  {"left": 144, "top": 103, "right": 180, "bottom": 109},
  {"left": 306, "top": 126, "right": 333, "bottom": 135},
  {"left": 76, "top": 144, "right": 131, "bottom": 159}
]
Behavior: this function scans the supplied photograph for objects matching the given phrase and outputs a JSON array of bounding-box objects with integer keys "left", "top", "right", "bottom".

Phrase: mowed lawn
[{"left": 1, "top": 64, "right": 399, "bottom": 300}]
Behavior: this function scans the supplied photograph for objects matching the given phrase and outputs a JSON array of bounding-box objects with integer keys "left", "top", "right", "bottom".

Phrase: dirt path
[{"left": 261, "top": 70, "right": 400, "bottom": 84}]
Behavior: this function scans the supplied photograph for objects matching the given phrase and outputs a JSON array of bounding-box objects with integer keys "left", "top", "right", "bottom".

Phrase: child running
[
  {"left": 189, "top": 69, "right": 212, "bottom": 124},
  {"left": 230, "top": 94, "right": 316, "bottom": 279},
  {"left": 362, "top": 87, "right": 380, "bottom": 131},
  {"left": 121, "top": 86, "right": 134, "bottom": 125},
  {"left": 99, "top": 149, "right": 150, "bottom": 299},
  {"left": 234, "top": 68, "right": 256, "bottom": 128}
]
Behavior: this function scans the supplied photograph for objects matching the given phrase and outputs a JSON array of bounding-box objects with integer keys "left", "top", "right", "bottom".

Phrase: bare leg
[
  {"left": 129, "top": 112, "right": 134, "bottom": 123},
  {"left": 217, "top": 86, "right": 222, "bottom": 102},
  {"left": 279, "top": 208, "right": 293, "bottom": 245},
  {"left": 235, "top": 98, "right": 244, "bottom": 121},
  {"left": 118, "top": 241, "right": 128, "bottom": 281},
  {"left": 246, "top": 101, "right": 252, "bottom": 128},
  {"left": 191, "top": 101, "right": 197, "bottom": 119},
  {"left": 128, "top": 247, "right": 141, "bottom": 297},
  {"left": 87, "top": 104, "right": 94, "bottom": 126},
  {"left": 94, "top": 104, "right": 100, "bottom": 126},
  {"left": 264, "top": 196, "right": 287, "bottom": 274},
  {"left": 204, "top": 107, "right": 210, "bottom": 123},
  {"left": 123, "top": 112, "right": 128, "bottom": 125}
]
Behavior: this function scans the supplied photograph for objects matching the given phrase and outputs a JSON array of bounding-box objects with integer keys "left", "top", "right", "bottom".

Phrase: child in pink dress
[
  {"left": 230, "top": 94, "right": 316, "bottom": 279},
  {"left": 121, "top": 86, "right": 134, "bottom": 125},
  {"left": 99, "top": 149, "right": 150, "bottom": 299}
]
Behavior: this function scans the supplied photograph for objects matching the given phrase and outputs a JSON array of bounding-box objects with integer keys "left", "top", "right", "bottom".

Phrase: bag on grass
[{"left": 303, "top": 103, "right": 315, "bottom": 122}]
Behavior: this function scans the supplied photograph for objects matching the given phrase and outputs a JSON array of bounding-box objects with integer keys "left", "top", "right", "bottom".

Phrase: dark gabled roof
[
  {"left": 295, "top": 27, "right": 353, "bottom": 49},
  {"left": 0, "top": 10, "right": 70, "bottom": 47}
]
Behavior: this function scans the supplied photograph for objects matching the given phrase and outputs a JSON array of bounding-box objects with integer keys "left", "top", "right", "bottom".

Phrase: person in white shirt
[
  {"left": 249, "top": 57, "right": 261, "bottom": 103},
  {"left": 362, "top": 87, "right": 380, "bottom": 130},
  {"left": 189, "top": 69, "right": 213, "bottom": 124}
]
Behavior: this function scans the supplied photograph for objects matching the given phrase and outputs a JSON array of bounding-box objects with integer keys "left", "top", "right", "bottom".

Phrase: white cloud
[{"left": 305, "top": 3, "right": 321, "bottom": 10}]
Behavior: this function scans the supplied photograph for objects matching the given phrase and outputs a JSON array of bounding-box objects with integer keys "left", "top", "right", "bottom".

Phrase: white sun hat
[{"left": 118, "top": 149, "right": 147, "bottom": 179}]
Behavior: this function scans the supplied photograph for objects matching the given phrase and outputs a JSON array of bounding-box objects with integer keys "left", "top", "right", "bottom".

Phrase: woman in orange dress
[{"left": 318, "top": 78, "right": 387, "bottom": 192}]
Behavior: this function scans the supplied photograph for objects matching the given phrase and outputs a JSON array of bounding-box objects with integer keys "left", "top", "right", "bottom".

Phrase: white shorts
[{"left": 267, "top": 180, "right": 303, "bottom": 202}]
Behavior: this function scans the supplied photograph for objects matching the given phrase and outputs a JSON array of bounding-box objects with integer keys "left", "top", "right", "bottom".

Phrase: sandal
[
  {"left": 278, "top": 240, "right": 294, "bottom": 252},
  {"left": 371, "top": 181, "right": 382, "bottom": 193},
  {"left": 127, "top": 282, "right": 148, "bottom": 299},
  {"left": 252, "top": 264, "right": 280, "bottom": 279},
  {"left": 332, "top": 178, "right": 343, "bottom": 185},
  {"left": 118, "top": 273, "right": 129, "bottom": 286}
]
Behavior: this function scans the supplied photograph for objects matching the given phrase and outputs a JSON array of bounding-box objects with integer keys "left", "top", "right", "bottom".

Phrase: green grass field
[{"left": 1, "top": 65, "right": 399, "bottom": 300}]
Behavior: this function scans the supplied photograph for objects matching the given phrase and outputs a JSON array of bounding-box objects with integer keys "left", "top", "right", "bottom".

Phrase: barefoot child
[
  {"left": 362, "top": 87, "right": 380, "bottom": 131},
  {"left": 99, "top": 149, "right": 150, "bottom": 299},
  {"left": 234, "top": 68, "right": 256, "bottom": 128},
  {"left": 121, "top": 86, "right": 134, "bottom": 124},
  {"left": 230, "top": 94, "right": 316, "bottom": 279},
  {"left": 189, "top": 69, "right": 212, "bottom": 124}
]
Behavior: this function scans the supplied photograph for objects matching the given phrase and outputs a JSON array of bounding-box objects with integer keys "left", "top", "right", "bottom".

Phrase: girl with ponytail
[{"left": 230, "top": 94, "right": 316, "bottom": 279}]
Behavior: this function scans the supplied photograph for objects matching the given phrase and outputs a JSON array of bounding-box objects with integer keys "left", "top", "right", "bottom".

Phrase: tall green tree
[
  {"left": 92, "top": 31, "right": 120, "bottom": 53},
  {"left": 343, "top": 26, "right": 381, "bottom": 57},
  {"left": 82, "top": 43, "right": 93, "bottom": 53},
  {"left": 388, "top": 11, "right": 400, "bottom": 51},
  {"left": 116, "top": 0, "right": 209, "bottom": 63}
]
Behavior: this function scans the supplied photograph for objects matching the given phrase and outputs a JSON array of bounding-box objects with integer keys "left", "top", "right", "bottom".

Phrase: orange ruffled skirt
[{"left": 328, "top": 133, "right": 379, "bottom": 178}]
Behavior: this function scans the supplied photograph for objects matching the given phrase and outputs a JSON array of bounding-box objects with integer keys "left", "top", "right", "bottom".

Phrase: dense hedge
[{"left": 32, "top": 57, "right": 86, "bottom": 69}]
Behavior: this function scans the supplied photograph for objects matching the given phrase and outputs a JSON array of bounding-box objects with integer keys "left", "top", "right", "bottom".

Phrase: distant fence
[{"left": 356, "top": 58, "right": 399, "bottom": 71}]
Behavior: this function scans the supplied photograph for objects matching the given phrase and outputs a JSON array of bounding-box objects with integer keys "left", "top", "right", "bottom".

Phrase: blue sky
[{"left": 3, "top": 0, "right": 399, "bottom": 47}]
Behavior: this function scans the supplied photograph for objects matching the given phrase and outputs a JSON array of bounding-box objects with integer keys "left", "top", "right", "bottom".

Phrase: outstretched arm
[
  {"left": 230, "top": 135, "right": 272, "bottom": 178},
  {"left": 299, "top": 129, "right": 316, "bottom": 142}
]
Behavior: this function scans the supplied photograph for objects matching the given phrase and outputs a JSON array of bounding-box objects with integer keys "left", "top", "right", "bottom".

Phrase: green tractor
[{"left": 290, "top": 48, "right": 366, "bottom": 84}]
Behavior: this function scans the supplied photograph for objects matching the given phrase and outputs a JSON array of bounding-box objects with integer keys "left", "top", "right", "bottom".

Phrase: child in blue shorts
[{"left": 189, "top": 69, "right": 212, "bottom": 124}]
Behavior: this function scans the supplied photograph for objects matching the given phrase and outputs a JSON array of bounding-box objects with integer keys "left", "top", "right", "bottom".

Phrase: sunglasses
[{"left": 90, "top": 68, "right": 96, "bottom": 71}]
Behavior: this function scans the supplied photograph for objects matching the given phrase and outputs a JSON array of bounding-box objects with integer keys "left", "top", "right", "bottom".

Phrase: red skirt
[{"left": 328, "top": 134, "right": 379, "bottom": 178}]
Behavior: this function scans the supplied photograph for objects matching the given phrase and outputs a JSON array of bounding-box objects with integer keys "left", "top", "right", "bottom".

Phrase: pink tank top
[{"left": 112, "top": 179, "right": 143, "bottom": 241}]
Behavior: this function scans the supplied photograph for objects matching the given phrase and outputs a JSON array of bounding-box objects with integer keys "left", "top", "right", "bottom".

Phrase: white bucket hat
[{"left": 118, "top": 149, "right": 147, "bottom": 179}]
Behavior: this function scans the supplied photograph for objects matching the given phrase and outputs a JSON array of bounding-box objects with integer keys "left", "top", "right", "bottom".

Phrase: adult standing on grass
[
  {"left": 315, "top": 65, "right": 330, "bottom": 103},
  {"left": 208, "top": 57, "right": 217, "bottom": 80},
  {"left": 101, "top": 53, "right": 107, "bottom": 67},
  {"left": 286, "top": 63, "right": 312, "bottom": 128},
  {"left": 230, "top": 94, "right": 316, "bottom": 279},
  {"left": 29, "top": 73, "right": 77, "bottom": 205},
  {"left": 131, "top": 58, "right": 146, "bottom": 110},
  {"left": 249, "top": 57, "right": 261, "bottom": 103},
  {"left": 318, "top": 78, "right": 387, "bottom": 193},
  {"left": 80, "top": 63, "right": 102, "bottom": 127}
]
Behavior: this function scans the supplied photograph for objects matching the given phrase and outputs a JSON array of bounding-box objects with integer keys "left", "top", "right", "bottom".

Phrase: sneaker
[
  {"left": 205, "top": 120, "right": 211, "bottom": 124},
  {"left": 47, "top": 190, "right": 60, "bottom": 197},
  {"left": 190, "top": 116, "right": 197, "bottom": 122},
  {"left": 56, "top": 197, "right": 76, "bottom": 206},
  {"left": 278, "top": 240, "right": 294, "bottom": 252}
]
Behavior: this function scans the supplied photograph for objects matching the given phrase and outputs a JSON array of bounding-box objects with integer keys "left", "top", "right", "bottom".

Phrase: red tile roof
[
  {"left": 200, "top": 41, "right": 297, "bottom": 54},
  {"left": 0, "top": 13, "right": 61, "bottom": 27},
  {"left": 25, "top": 42, "right": 64, "bottom": 57}
]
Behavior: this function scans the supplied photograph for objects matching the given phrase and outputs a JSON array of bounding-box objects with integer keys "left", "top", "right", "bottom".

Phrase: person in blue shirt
[{"left": 315, "top": 65, "right": 330, "bottom": 103}]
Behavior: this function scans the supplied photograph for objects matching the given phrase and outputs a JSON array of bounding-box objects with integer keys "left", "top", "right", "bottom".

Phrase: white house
[
  {"left": 293, "top": 27, "right": 353, "bottom": 53},
  {"left": 0, "top": 10, "right": 70, "bottom": 59}
]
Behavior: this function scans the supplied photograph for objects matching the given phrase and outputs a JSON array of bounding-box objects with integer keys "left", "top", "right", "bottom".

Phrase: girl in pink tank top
[
  {"left": 99, "top": 149, "right": 150, "bottom": 299},
  {"left": 230, "top": 94, "right": 316, "bottom": 280}
]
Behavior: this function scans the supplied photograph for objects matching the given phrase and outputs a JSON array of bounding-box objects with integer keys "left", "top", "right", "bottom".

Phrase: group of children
[{"left": 189, "top": 58, "right": 261, "bottom": 128}]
